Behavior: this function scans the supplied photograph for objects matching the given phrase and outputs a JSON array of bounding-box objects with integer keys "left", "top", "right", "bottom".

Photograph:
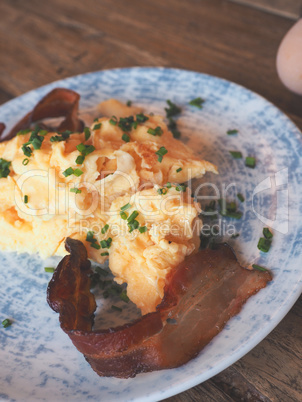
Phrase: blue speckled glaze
[{"left": 0, "top": 67, "right": 302, "bottom": 401}]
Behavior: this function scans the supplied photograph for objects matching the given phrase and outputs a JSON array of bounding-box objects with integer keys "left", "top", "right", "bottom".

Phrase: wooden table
[{"left": 0, "top": 0, "right": 301, "bottom": 400}]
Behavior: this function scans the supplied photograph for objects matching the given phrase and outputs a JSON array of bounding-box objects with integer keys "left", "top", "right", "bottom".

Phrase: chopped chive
[
  {"left": 252, "top": 264, "right": 268, "bottom": 272},
  {"left": 0, "top": 158, "right": 11, "bottom": 178},
  {"left": 75, "top": 155, "right": 85, "bottom": 165},
  {"left": 109, "top": 116, "right": 118, "bottom": 125},
  {"left": 136, "top": 113, "right": 149, "bottom": 123},
  {"left": 121, "top": 203, "right": 131, "bottom": 211},
  {"left": 231, "top": 233, "right": 240, "bottom": 239},
  {"left": 122, "top": 133, "right": 130, "bottom": 142},
  {"left": 85, "top": 127, "right": 92, "bottom": 140},
  {"left": 22, "top": 158, "right": 30, "bottom": 166},
  {"left": 73, "top": 168, "right": 83, "bottom": 177},
  {"left": 127, "top": 210, "right": 139, "bottom": 223},
  {"left": 263, "top": 228, "right": 273, "bottom": 239},
  {"left": 167, "top": 117, "right": 181, "bottom": 139},
  {"left": 226, "top": 201, "right": 237, "bottom": 212},
  {"left": 44, "top": 267, "right": 55, "bottom": 273},
  {"left": 221, "top": 211, "right": 243, "bottom": 219},
  {"left": 166, "top": 182, "right": 172, "bottom": 188},
  {"left": 100, "top": 240, "right": 108, "bottom": 248},
  {"left": 156, "top": 146, "right": 168, "bottom": 163},
  {"left": 2, "top": 319, "right": 12, "bottom": 328},
  {"left": 118, "top": 116, "right": 135, "bottom": 131},
  {"left": 70, "top": 188, "right": 82, "bottom": 194},
  {"left": 63, "top": 167, "right": 74, "bottom": 177},
  {"left": 24, "top": 195, "right": 28, "bottom": 204},
  {"left": 175, "top": 184, "right": 187, "bottom": 192},
  {"left": 90, "top": 242, "right": 101, "bottom": 250},
  {"left": 126, "top": 100, "right": 132, "bottom": 107},
  {"left": 176, "top": 167, "right": 182, "bottom": 173},
  {"left": 111, "top": 305, "right": 122, "bottom": 312},
  {"left": 245, "top": 156, "right": 256, "bottom": 168},
  {"left": 157, "top": 188, "right": 168, "bottom": 195},
  {"left": 120, "top": 290, "right": 130, "bottom": 303},
  {"left": 237, "top": 193, "right": 245, "bottom": 202},
  {"left": 257, "top": 237, "right": 271, "bottom": 253},
  {"left": 147, "top": 126, "right": 163, "bottom": 136},
  {"left": 101, "top": 252, "right": 109, "bottom": 256},
  {"left": 17, "top": 128, "right": 31, "bottom": 136},
  {"left": 128, "top": 219, "right": 139, "bottom": 232},
  {"left": 22, "top": 144, "right": 32, "bottom": 158},
  {"left": 120, "top": 211, "right": 128, "bottom": 220},
  {"left": 227, "top": 129, "right": 238, "bottom": 135},
  {"left": 139, "top": 226, "right": 148, "bottom": 233},
  {"left": 229, "top": 151, "right": 242, "bottom": 159},
  {"left": 165, "top": 100, "right": 181, "bottom": 118},
  {"left": 101, "top": 224, "right": 109, "bottom": 234},
  {"left": 93, "top": 123, "right": 101, "bottom": 131},
  {"left": 189, "top": 97, "right": 205, "bottom": 109},
  {"left": 86, "top": 231, "right": 95, "bottom": 242}
]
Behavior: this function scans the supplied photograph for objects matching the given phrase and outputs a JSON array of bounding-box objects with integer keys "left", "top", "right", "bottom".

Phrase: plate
[{"left": 1, "top": 67, "right": 302, "bottom": 401}]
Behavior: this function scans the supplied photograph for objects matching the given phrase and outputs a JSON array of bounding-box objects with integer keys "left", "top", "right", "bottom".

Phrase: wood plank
[
  {"left": 0, "top": 0, "right": 302, "bottom": 120},
  {"left": 229, "top": 0, "right": 301, "bottom": 19}
]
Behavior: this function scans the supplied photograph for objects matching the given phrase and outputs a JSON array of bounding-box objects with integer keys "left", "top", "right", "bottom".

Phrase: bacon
[
  {"left": 47, "top": 238, "right": 272, "bottom": 378},
  {"left": 0, "top": 88, "right": 84, "bottom": 142}
]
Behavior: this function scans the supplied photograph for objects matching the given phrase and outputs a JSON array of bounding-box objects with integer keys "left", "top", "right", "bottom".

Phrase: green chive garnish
[
  {"left": 75, "top": 155, "right": 85, "bottom": 165},
  {"left": 231, "top": 233, "right": 240, "bottom": 239},
  {"left": 127, "top": 211, "right": 139, "bottom": 223},
  {"left": 139, "top": 226, "right": 148, "bottom": 233},
  {"left": 63, "top": 167, "right": 74, "bottom": 177},
  {"left": 229, "top": 151, "right": 242, "bottom": 159},
  {"left": 257, "top": 237, "right": 271, "bottom": 253},
  {"left": 175, "top": 184, "right": 187, "bottom": 192},
  {"left": 245, "top": 156, "right": 256, "bottom": 168},
  {"left": 120, "top": 290, "right": 130, "bottom": 303},
  {"left": 166, "top": 182, "right": 172, "bottom": 188},
  {"left": 167, "top": 117, "right": 181, "bottom": 139},
  {"left": 227, "top": 129, "right": 238, "bottom": 135},
  {"left": 157, "top": 188, "right": 168, "bottom": 195},
  {"left": 109, "top": 116, "right": 118, "bottom": 125},
  {"left": 176, "top": 167, "right": 182, "bottom": 173},
  {"left": 189, "top": 97, "right": 205, "bottom": 109},
  {"left": 17, "top": 128, "right": 31, "bottom": 136},
  {"left": 120, "top": 211, "right": 128, "bottom": 220},
  {"left": 136, "top": 113, "right": 149, "bottom": 123},
  {"left": 126, "top": 100, "right": 132, "bottom": 107},
  {"left": 2, "top": 318, "right": 12, "bottom": 328},
  {"left": 237, "top": 193, "right": 245, "bottom": 202},
  {"left": 93, "top": 123, "right": 101, "bottom": 131},
  {"left": 91, "top": 243, "right": 101, "bottom": 250},
  {"left": 121, "top": 203, "right": 131, "bottom": 211},
  {"left": 22, "top": 158, "right": 30, "bottom": 166},
  {"left": 122, "top": 133, "right": 130, "bottom": 142},
  {"left": 156, "top": 146, "right": 168, "bottom": 163},
  {"left": 165, "top": 100, "right": 181, "bottom": 118},
  {"left": 252, "top": 264, "right": 268, "bottom": 272},
  {"left": 0, "top": 158, "right": 11, "bottom": 178},
  {"left": 128, "top": 220, "right": 139, "bottom": 232},
  {"left": 263, "top": 228, "right": 273, "bottom": 239},
  {"left": 101, "top": 252, "right": 109, "bottom": 256},
  {"left": 44, "top": 267, "right": 55, "bottom": 273},
  {"left": 73, "top": 168, "right": 83, "bottom": 177},
  {"left": 24, "top": 195, "right": 28, "bottom": 204},
  {"left": 147, "top": 126, "right": 163, "bottom": 136},
  {"left": 70, "top": 188, "right": 82, "bottom": 194},
  {"left": 101, "top": 224, "right": 109, "bottom": 234}
]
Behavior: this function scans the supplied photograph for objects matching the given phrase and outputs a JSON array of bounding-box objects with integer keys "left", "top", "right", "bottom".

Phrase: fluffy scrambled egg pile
[{"left": 0, "top": 99, "right": 217, "bottom": 313}]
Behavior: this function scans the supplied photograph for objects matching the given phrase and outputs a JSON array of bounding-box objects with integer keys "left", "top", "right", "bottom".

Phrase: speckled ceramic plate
[{"left": 1, "top": 67, "right": 302, "bottom": 402}]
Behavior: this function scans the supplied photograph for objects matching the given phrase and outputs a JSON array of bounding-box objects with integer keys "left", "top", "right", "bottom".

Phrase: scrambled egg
[{"left": 0, "top": 100, "right": 217, "bottom": 313}]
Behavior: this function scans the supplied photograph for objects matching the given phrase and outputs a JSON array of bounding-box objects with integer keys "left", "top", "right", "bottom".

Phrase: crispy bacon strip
[
  {"left": 47, "top": 238, "right": 272, "bottom": 378},
  {"left": 0, "top": 88, "right": 84, "bottom": 142}
]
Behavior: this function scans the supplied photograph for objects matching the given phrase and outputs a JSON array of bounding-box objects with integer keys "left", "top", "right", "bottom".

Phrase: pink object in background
[{"left": 276, "top": 19, "right": 302, "bottom": 95}]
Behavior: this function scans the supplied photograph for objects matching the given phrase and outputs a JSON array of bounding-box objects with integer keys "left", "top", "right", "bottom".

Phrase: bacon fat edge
[{"left": 47, "top": 238, "right": 272, "bottom": 378}]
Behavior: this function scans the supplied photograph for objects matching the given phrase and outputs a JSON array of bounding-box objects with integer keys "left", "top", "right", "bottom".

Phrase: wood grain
[
  {"left": 230, "top": 0, "right": 301, "bottom": 19},
  {"left": 0, "top": 0, "right": 301, "bottom": 400}
]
